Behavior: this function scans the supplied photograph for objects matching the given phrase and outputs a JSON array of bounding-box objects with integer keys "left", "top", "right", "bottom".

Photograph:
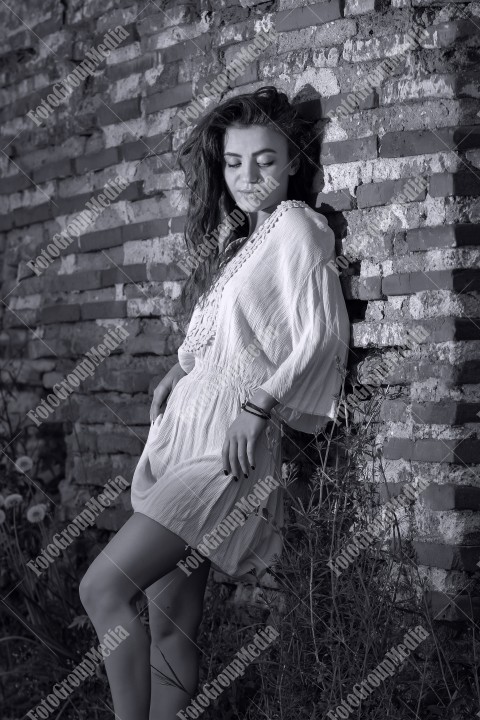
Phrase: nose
[{"left": 240, "top": 159, "right": 260, "bottom": 186}]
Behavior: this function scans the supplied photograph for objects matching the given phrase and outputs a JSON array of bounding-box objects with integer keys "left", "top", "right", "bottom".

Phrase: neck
[{"left": 246, "top": 198, "right": 287, "bottom": 237}]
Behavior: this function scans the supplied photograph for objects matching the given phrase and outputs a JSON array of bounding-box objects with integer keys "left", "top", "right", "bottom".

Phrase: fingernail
[
  {"left": 244, "top": 473, "right": 248, "bottom": 478},
  {"left": 224, "top": 470, "right": 228, "bottom": 475}
]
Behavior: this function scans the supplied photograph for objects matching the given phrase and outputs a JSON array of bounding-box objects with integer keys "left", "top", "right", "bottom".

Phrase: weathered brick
[
  {"left": 159, "top": 33, "right": 211, "bottom": 64},
  {"left": 420, "top": 19, "right": 480, "bottom": 49},
  {"left": 72, "top": 453, "right": 137, "bottom": 486},
  {"left": 145, "top": 82, "right": 193, "bottom": 113},
  {"left": 40, "top": 304, "right": 81, "bottom": 324},
  {"left": 101, "top": 264, "right": 148, "bottom": 286},
  {"left": 80, "top": 301, "right": 127, "bottom": 320},
  {"left": 380, "top": 126, "right": 480, "bottom": 157},
  {"left": 55, "top": 180, "right": 143, "bottom": 217},
  {"left": 97, "top": 97, "right": 142, "bottom": 126},
  {"left": 381, "top": 74, "right": 457, "bottom": 106},
  {"left": 355, "top": 316, "right": 480, "bottom": 348},
  {"left": 429, "top": 171, "right": 480, "bottom": 198},
  {"left": 275, "top": 1, "right": 342, "bottom": 31},
  {"left": 414, "top": 542, "right": 480, "bottom": 572},
  {"left": 345, "top": 0, "right": 381, "bottom": 15},
  {"left": 321, "top": 136, "right": 377, "bottom": 165},
  {"left": 407, "top": 224, "right": 480, "bottom": 251},
  {"left": 425, "top": 591, "right": 480, "bottom": 622},
  {"left": 91, "top": 22, "right": 138, "bottom": 49},
  {"left": 32, "top": 158, "right": 75, "bottom": 184},
  {"left": 411, "top": 401, "right": 480, "bottom": 425},
  {"left": 74, "top": 147, "right": 120, "bottom": 174},
  {"left": 105, "top": 53, "right": 156, "bottom": 82},
  {"left": 383, "top": 438, "right": 480, "bottom": 463},
  {"left": 96, "top": 431, "right": 145, "bottom": 455},
  {"left": 297, "top": 90, "right": 378, "bottom": 120},
  {"left": 357, "top": 176, "right": 427, "bottom": 208},
  {"left": 79, "top": 226, "right": 123, "bottom": 252},
  {"left": 0, "top": 173, "right": 33, "bottom": 194},
  {"left": 50, "top": 270, "right": 103, "bottom": 292},
  {"left": 422, "top": 484, "right": 480, "bottom": 511},
  {"left": 122, "top": 219, "right": 170, "bottom": 242},
  {"left": 314, "top": 189, "right": 356, "bottom": 212},
  {"left": 13, "top": 203, "right": 53, "bottom": 227},
  {"left": 137, "top": 6, "right": 198, "bottom": 36},
  {"left": 342, "top": 275, "right": 383, "bottom": 300},
  {"left": 148, "top": 263, "right": 186, "bottom": 281},
  {"left": 121, "top": 133, "right": 171, "bottom": 161},
  {"left": 382, "top": 269, "right": 480, "bottom": 295},
  {"left": 171, "top": 216, "right": 186, "bottom": 235}
]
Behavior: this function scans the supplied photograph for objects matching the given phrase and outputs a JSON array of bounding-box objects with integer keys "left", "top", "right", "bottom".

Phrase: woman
[{"left": 79, "top": 85, "right": 350, "bottom": 720}]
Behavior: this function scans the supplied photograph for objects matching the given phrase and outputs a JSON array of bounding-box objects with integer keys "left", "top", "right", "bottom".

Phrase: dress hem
[{"left": 131, "top": 507, "right": 278, "bottom": 583}]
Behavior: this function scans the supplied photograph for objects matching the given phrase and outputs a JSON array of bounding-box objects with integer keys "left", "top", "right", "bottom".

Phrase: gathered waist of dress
[{"left": 188, "top": 355, "right": 264, "bottom": 392}]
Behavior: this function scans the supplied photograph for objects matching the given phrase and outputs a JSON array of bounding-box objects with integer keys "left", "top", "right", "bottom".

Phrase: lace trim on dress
[{"left": 178, "top": 199, "right": 310, "bottom": 355}]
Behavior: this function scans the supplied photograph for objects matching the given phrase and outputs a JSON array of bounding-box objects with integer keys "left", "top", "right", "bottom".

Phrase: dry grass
[{"left": 0, "top": 365, "right": 479, "bottom": 719}]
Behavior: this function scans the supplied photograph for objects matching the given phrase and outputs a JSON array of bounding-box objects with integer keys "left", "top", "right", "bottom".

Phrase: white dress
[{"left": 130, "top": 199, "right": 350, "bottom": 582}]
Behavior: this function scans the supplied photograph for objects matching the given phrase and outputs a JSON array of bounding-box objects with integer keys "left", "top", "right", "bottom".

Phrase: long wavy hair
[{"left": 175, "top": 85, "right": 320, "bottom": 329}]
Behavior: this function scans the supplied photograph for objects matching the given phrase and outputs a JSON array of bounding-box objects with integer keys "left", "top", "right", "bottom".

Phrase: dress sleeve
[
  {"left": 177, "top": 307, "right": 198, "bottom": 374},
  {"left": 177, "top": 345, "right": 196, "bottom": 373},
  {"left": 253, "top": 258, "right": 350, "bottom": 434}
]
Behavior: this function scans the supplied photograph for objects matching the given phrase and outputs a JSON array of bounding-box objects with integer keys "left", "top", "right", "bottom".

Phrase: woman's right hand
[{"left": 150, "top": 362, "right": 187, "bottom": 423}]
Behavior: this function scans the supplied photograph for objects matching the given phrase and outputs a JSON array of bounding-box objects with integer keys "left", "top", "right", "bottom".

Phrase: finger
[
  {"left": 150, "top": 390, "right": 169, "bottom": 423},
  {"left": 246, "top": 435, "right": 257, "bottom": 470},
  {"left": 222, "top": 436, "right": 231, "bottom": 476},
  {"left": 237, "top": 438, "right": 250, "bottom": 478},
  {"left": 229, "top": 439, "right": 241, "bottom": 482}
]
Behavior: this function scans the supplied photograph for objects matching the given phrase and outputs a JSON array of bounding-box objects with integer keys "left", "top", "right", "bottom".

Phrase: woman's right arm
[{"left": 150, "top": 362, "right": 187, "bottom": 423}]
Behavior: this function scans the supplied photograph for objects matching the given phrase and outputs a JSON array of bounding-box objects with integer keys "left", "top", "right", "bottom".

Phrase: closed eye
[{"left": 226, "top": 162, "right": 274, "bottom": 168}]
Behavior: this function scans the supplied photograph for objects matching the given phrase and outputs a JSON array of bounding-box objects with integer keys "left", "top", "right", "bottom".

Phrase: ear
[{"left": 289, "top": 157, "right": 300, "bottom": 175}]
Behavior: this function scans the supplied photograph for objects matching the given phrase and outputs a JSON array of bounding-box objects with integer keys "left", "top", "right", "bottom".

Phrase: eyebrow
[{"left": 223, "top": 148, "right": 278, "bottom": 157}]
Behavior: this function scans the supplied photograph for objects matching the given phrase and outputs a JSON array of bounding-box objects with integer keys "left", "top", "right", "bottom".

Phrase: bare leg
[
  {"left": 146, "top": 560, "right": 211, "bottom": 720},
  {"left": 79, "top": 512, "right": 192, "bottom": 720}
]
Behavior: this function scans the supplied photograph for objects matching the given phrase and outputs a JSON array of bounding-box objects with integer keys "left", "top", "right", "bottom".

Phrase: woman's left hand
[{"left": 222, "top": 410, "right": 267, "bottom": 481}]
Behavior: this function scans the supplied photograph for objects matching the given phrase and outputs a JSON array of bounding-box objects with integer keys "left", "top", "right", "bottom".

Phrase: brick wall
[{"left": 1, "top": 0, "right": 479, "bottom": 616}]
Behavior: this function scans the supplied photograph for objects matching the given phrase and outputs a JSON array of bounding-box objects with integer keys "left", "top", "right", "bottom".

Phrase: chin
[{"left": 237, "top": 196, "right": 265, "bottom": 211}]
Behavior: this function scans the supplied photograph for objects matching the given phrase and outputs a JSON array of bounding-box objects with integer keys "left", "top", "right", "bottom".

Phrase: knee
[
  {"left": 149, "top": 603, "right": 203, "bottom": 644},
  {"left": 79, "top": 566, "right": 121, "bottom": 617}
]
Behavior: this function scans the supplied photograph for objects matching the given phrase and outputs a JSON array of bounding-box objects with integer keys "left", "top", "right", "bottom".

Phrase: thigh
[
  {"left": 81, "top": 512, "right": 191, "bottom": 604},
  {"left": 146, "top": 560, "right": 211, "bottom": 638}
]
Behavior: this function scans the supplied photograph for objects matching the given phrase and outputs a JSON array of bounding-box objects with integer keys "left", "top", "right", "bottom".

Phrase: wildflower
[
  {"left": 4, "top": 493, "right": 24, "bottom": 509},
  {"left": 26, "top": 504, "right": 47, "bottom": 523},
  {"left": 0, "top": 509, "right": 5, "bottom": 525},
  {"left": 13, "top": 455, "right": 33, "bottom": 474}
]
